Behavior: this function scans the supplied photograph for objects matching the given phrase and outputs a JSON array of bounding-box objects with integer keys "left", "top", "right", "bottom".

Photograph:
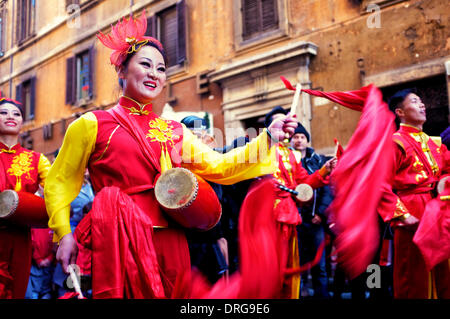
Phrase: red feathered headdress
[{"left": 97, "top": 10, "right": 164, "bottom": 67}]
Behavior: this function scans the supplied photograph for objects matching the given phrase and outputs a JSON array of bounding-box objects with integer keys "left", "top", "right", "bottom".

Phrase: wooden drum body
[
  {"left": 155, "top": 167, "right": 222, "bottom": 231},
  {"left": 0, "top": 190, "right": 49, "bottom": 228}
]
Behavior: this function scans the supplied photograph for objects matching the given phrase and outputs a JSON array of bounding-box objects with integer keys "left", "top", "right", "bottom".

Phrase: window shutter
[
  {"left": 16, "top": 0, "right": 21, "bottom": 43},
  {"left": 88, "top": 47, "right": 95, "bottom": 99},
  {"left": 242, "top": 0, "right": 260, "bottom": 39},
  {"left": 15, "top": 83, "right": 22, "bottom": 104},
  {"left": 176, "top": 0, "right": 187, "bottom": 65},
  {"left": 261, "top": 0, "right": 278, "bottom": 31},
  {"left": 146, "top": 15, "right": 157, "bottom": 38},
  {"left": 160, "top": 8, "right": 177, "bottom": 67},
  {"left": 29, "top": 76, "right": 36, "bottom": 120},
  {"left": 66, "top": 56, "right": 75, "bottom": 104}
]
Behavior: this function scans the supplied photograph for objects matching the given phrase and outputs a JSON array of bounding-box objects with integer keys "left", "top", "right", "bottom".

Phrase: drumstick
[
  {"left": 68, "top": 264, "right": 84, "bottom": 299},
  {"left": 284, "top": 83, "right": 302, "bottom": 142},
  {"left": 290, "top": 83, "right": 302, "bottom": 117}
]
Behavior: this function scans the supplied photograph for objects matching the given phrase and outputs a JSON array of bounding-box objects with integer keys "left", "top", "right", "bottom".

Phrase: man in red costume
[
  {"left": 378, "top": 88, "right": 450, "bottom": 298},
  {"left": 0, "top": 94, "right": 51, "bottom": 298},
  {"left": 264, "top": 106, "right": 336, "bottom": 298}
]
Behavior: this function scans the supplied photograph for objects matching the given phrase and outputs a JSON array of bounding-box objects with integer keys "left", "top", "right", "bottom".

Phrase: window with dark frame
[
  {"left": 16, "top": 0, "right": 36, "bottom": 44},
  {"left": 146, "top": 0, "right": 187, "bottom": 69},
  {"left": 15, "top": 77, "right": 36, "bottom": 121},
  {"left": 66, "top": 48, "right": 94, "bottom": 105},
  {"left": 241, "top": 0, "right": 279, "bottom": 41}
]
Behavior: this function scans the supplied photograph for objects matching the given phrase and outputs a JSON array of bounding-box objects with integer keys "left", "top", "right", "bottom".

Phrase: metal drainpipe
[{"left": 9, "top": 0, "right": 15, "bottom": 97}]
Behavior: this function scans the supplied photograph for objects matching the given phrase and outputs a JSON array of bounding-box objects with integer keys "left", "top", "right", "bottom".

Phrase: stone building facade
[{"left": 0, "top": 0, "right": 448, "bottom": 158}]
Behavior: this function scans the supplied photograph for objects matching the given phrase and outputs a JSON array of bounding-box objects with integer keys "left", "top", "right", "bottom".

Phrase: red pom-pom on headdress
[{"left": 97, "top": 10, "right": 164, "bottom": 67}]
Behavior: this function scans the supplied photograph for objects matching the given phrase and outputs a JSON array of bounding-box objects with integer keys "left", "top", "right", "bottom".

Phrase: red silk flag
[
  {"left": 280, "top": 76, "right": 396, "bottom": 278},
  {"left": 413, "top": 179, "right": 450, "bottom": 271},
  {"left": 172, "top": 177, "right": 283, "bottom": 299}
]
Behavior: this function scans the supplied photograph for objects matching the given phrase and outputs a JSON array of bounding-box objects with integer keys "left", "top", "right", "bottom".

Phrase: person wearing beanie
[
  {"left": 290, "top": 123, "right": 333, "bottom": 299},
  {"left": 378, "top": 88, "right": 450, "bottom": 298}
]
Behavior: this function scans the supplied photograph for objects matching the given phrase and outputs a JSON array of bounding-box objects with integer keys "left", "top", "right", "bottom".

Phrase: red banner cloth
[
  {"left": 280, "top": 76, "right": 396, "bottom": 279},
  {"left": 75, "top": 186, "right": 165, "bottom": 299},
  {"left": 172, "top": 177, "right": 283, "bottom": 298},
  {"left": 413, "top": 179, "right": 450, "bottom": 271}
]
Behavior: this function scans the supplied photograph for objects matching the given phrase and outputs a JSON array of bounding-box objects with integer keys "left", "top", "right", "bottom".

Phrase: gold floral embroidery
[
  {"left": 415, "top": 171, "right": 428, "bottom": 183},
  {"left": 146, "top": 118, "right": 179, "bottom": 146},
  {"left": 412, "top": 156, "right": 424, "bottom": 173},
  {"left": 393, "top": 198, "right": 408, "bottom": 218},
  {"left": 410, "top": 132, "right": 439, "bottom": 175},
  {"left": 7, "top": 151, "right": 35, "bottom": 191},
  {"left": 273, "top": 144, "right": 293, "bottom": 185}
]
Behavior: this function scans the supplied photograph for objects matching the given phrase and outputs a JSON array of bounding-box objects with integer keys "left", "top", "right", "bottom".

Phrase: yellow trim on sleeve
[
  {"left": 181, "top": 126, "right": 276, "bottom": 185},
  {"left": 44, "top": 112, "right": 97, "bottom": 241}
]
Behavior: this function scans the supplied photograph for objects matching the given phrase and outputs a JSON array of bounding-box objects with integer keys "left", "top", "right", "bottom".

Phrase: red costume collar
[
  {"left": 399, "top": 123, "right": 422, "bottom": 134},
  {"left": 0, "top": 142, "right": 21, "bottom": 153},
  {"left": 118, "top": 96, "right": 153, "bottom": 115}
]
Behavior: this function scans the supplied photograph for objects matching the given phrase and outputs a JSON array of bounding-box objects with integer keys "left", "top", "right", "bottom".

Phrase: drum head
[
  {"left": 155, "top": 168, "right": 197, "bottom": 209},
  {"left": 295, "top": 183, "right": 313, "bottom": 202},
  {"left": 0, "top": 189, "right": 19, "bottom": 218}
]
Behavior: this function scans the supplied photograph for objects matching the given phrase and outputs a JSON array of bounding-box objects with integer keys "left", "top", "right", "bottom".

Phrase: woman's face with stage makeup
[
  {"left": 0, "top": 103, "right": 23, "bottom": 136},
  {"left": 119, "top": 45, "right": 167, "bottom": 104}
]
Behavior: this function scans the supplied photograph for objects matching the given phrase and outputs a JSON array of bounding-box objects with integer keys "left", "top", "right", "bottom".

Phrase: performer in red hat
[
  {"left": 44, "top": 11, "right": 297, "bottom": 299},
  {"left": 0, "top": 92, "right": 52, "bottom": 298},
  {"left": 378, "top": 88, "right": 450, "bottom": 299}
]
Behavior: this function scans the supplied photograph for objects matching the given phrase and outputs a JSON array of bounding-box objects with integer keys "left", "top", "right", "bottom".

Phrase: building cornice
[{"left": 208, "top": 41, "right": 317, "bottom": 83}]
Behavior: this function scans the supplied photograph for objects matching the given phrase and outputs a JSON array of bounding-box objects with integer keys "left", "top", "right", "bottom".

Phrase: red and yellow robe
[
  {"left": 44, "top": 96, "right": 276, "bottom": 298},
  {"left": 0, "top": 142, "right": 51, "bottom": 299},
  {"left": 378, "top": 123, "right": 450, "bottom": 299},
  {"left": 272, "top": 143, "right": 326, "bottom": 298}
]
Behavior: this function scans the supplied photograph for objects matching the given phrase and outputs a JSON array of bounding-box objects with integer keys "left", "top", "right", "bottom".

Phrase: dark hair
[
  {"left": 122, "top": 41, "right": 168, "bottom": 70},
  {"left": 264, "top": 106, "right": 288, "bottom": 128},
  {"left": 0, "top": 99, "right": 24, "bottom": 119},
  {"left": 388, "top": 88, "right": 418, "bottom": 114}
]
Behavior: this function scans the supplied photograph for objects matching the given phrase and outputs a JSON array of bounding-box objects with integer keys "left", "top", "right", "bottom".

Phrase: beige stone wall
[{"left": 0, "top": 0, "right": 448, "bottom": 155}]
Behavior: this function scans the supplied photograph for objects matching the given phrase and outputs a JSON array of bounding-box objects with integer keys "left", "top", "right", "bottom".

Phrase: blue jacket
[{"left": 298, "top": 147, "right": 334, "bottom": 223}]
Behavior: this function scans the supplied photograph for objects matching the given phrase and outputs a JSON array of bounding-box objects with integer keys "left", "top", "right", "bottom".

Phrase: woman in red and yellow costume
[
  {"left": 44, "top": 11, "right": 297, "bottom": 299},
  {"left": 0, "top": 93, "right": 51, "bottom": 298}
]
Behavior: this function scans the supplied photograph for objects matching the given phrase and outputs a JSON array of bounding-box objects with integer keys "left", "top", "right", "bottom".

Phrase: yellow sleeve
[
  {"left": 181, "top": 125, "right": 276, "bottom": 185},
  {"left": 37, "top": 154, "right": 52, "bottom": 188},
  {"left": 44, "top": 112, "right": 97, "bottom": 241}
]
